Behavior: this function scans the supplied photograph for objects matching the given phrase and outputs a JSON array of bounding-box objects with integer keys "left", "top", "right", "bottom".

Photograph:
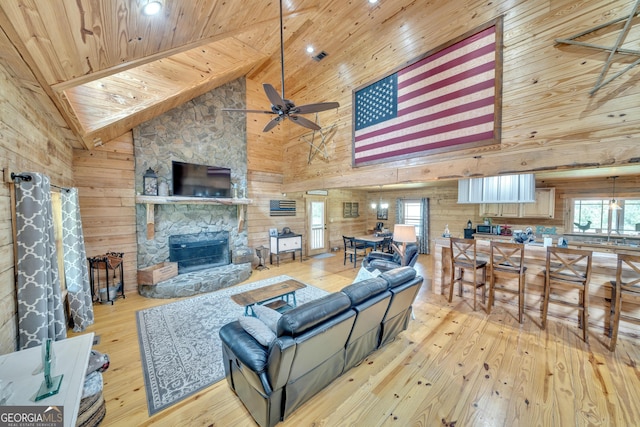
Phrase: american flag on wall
[
  {"left": 353, "top": 19, "right": 502, "bottom": 166},
  {"left": 269, "top": 200, "right": 296, "bottom": 216}
]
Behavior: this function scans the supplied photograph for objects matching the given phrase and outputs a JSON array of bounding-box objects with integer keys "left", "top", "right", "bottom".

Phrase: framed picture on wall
[
  {"left": 269, "top": 228, "right": 278, "bottom": 237},
  {"left": 377, "top": 207, "right": 388, "bottom": 220}
]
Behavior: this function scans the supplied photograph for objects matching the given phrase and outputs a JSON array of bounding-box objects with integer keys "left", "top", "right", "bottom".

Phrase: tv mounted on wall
[{"left": 172, "top": 161, "right": 231, "bottom": 197}]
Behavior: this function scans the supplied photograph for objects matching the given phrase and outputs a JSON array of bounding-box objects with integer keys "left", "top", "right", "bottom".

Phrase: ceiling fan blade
[
  {"left": 292, "top": 102, "right": 340, "bottom": 114},
  {"left": 289, "top": 115, "right": 321, "bottom": 130},
  {"left": 263, "top": 116, "right": 284, "bottom": 132},
  {"left": 222, "top": 108, "right": 276, "bottom": 114},
  {"left": 263, "top": 83, "right": 286, "bottom": 111}
]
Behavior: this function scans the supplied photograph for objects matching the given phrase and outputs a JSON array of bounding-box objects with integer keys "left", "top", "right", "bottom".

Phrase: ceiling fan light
[
  {"left": 306, "top": 45, "right": 314, "bottom": 53},
  {"left": 142, "top": 1, "right": 162, "bottom": 16}
]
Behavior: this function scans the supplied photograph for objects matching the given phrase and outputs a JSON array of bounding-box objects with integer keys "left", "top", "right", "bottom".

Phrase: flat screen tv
[{"left": 172, "top": 161, "right": 231, "bottom": 197}]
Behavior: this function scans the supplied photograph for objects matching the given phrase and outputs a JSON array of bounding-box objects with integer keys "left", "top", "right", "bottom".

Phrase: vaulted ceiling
[
  {"left": 0, "top": 0, "right": 353, "bottom": 149},
  {"left": 1, "top": 0, "right": 639, "bottom": 188}
]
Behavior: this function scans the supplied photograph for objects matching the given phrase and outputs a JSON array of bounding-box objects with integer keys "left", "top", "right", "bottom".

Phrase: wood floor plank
[{"left": 67, "top": 253, "right": 640, "bottom": 426}]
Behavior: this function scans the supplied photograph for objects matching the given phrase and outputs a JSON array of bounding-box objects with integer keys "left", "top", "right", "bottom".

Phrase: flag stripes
[
  {"left": 353, "top": 22, "right": 500, "bottom": 166},
  {"left": 270, "top": 200, "right": 296, "bottom": 216}
]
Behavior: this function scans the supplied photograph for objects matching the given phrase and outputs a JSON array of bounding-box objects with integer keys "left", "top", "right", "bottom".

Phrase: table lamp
[{"left": 392, "top": 224, "right": 417, "bottom": 265}]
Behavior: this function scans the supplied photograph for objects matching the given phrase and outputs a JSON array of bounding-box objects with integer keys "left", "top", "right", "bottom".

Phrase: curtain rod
[{"left": 11, "top": 172, "right": 71, "bottom": 192}]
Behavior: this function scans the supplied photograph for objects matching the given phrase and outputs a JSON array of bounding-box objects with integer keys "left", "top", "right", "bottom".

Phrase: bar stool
[
  {"left": 541, "top": 247, "right": 592, "bottom": 342},
  {"left": 608, "top": 253, "right": 640, "bottom": 351},
  {"left": 488, "top": 241, "right": 527, "bottom": 323},
  {"left": 449, "top": 237, "right": 487, "bottom": 311}
]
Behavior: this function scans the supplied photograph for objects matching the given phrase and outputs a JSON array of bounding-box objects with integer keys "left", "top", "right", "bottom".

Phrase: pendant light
[{"left": 609, "top": 176, "right": 622, "bottom": 210}]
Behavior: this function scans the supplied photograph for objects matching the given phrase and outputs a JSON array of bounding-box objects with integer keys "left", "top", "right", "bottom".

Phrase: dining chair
[
  {"left": 608, "top": 253, "right": 640, "bottom": 351},
  {"left": 488, "top": 241, "right": 527, "bottom": 323},
  {"left": 541, "top": 247, "right": 592, "bottom": 342},
  {"left": 343, "top": 236, "right": 365, "bottom": 268},
  {"left": 449, "top": 237, "right": 487, "bottom": 311}
]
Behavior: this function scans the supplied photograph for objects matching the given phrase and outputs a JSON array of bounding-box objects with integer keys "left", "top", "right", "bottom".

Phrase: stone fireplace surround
[{"left": 134, "top": 79, "right": 253, "bottom": 298}]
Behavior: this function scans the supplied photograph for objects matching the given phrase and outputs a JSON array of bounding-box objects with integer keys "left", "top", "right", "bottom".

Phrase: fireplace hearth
[{"left": 169, "top": 231, "right": 230, "bottom": 274}]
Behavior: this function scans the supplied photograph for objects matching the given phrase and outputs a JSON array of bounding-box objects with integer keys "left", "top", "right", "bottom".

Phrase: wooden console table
[
  {"left": 0, "top": 333, "right": 94, "bottom": 427},
  {"left": 270, "top": 234, "right": 303, "bottom": 266}
]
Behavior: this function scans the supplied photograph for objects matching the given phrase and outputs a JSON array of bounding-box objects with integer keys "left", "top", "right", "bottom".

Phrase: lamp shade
[{"left": 393, "top": 224, "right": 416, "bottom": 243}]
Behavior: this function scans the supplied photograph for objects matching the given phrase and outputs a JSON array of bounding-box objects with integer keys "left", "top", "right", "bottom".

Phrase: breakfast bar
[{"left": 433, "top": 237, "right": 640, "bottom": 339}]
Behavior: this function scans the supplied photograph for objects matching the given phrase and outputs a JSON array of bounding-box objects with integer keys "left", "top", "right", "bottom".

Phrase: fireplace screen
[{"left": 169, "top": 231, "right": 230, "bottom": 273}]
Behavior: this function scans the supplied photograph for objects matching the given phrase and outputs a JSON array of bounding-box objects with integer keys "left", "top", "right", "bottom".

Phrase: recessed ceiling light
[
  {"left": 368, "top": 0, "right": 378, "bottom": 4},
  {"left": 306, "top": 45, "right": 315, "bottom": 54},
  {"left": 142, "top": 1, "right": 162, "bottom": 16}
]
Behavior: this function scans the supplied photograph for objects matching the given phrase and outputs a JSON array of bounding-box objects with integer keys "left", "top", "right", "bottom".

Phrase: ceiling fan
[{"left": 223, "top": 0, "right": 339, "bottom": 132}]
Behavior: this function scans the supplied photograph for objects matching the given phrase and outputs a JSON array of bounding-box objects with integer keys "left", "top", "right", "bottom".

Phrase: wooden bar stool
[
  {"left": 541, "top": 247, "right": 592, "bottom": 342},
  {"left": 449, "top": 237, "right": 487, "bottom": 311},
  {"left": 488, "top": 241, "right": 527, "bottom": 323},
  {"left": 608, "top": 253, "right": 640, "bottom": 351}
]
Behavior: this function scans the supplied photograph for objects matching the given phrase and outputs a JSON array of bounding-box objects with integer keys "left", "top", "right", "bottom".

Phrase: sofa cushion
[
  {"left": 380, "top": 266, "right": 417, "bottom": 289},
  {"left": 277, "top": 292, "right": 351, "bottom": 337},
  {"left": 238, "top": 315, "right": 276, "bottom": 347},
  {"left": 252, "top": 304, "right": 282, "bottom": 333},
  {"left": 341, "top": 277, "right": 388, "bottom": 305}
]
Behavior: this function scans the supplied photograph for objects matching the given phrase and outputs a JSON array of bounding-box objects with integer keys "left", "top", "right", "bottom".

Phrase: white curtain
[
  {"left": 62, "top": 188, "right": 94, "bottom": 331},
  {"left": 14, "top": 173, "right": 66, "bottom": 349}
]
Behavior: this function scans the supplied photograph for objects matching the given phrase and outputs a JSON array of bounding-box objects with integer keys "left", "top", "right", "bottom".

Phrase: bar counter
[{"left": 433, "top": 237, "right": 640, "bottom": 340}]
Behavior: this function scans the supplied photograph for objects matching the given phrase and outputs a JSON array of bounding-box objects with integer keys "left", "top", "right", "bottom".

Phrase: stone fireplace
[{"left": 134, "top": 78, "right": 253, "bottom": 298}]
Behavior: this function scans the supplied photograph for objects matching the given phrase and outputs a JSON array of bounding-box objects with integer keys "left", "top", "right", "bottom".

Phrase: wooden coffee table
[{"left": 231, "top": 279, "right": 306, "bottom": 315}]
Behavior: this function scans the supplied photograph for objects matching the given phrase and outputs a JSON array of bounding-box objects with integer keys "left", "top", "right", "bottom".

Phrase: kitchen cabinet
[
  {"left": 480, "top": 188, "right": 555, "bottom": 219},
  {"left": 520, "top": 188, "right": 555, "bottom": 218},
  {"left": 479, "top": 202, "right": 520, "bottom": 218}
]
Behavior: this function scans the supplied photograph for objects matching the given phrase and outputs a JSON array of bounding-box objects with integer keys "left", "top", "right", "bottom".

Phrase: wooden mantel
[{"left": 135, "top": 195, "right": 253, "bottom": 239}]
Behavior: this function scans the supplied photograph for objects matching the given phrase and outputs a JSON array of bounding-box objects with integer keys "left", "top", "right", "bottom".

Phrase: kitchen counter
[
  {"left": 433, "top": 237, "right": 639, "bottom": 339},
  {"left": 472, "top": 233, "right": 640, "bottom": 254}
]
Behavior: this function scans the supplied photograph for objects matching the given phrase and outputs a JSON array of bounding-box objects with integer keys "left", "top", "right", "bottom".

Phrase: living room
[{"left": 1, "top": 0, "right": 639, "bottom": 425}]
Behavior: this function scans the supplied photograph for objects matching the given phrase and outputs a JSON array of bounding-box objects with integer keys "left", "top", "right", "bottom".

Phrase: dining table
[{"left": 354, "top": 235, "right": 386, "bottom": 252}]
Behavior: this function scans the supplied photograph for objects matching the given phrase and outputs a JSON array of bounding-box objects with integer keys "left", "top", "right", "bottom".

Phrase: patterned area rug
[{"left": 136, "top": 275, "right": 329, "bottom": 415}]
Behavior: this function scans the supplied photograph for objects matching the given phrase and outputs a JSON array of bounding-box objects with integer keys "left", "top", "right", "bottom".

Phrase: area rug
[
  {"left": 311, "top": 253, "right": 335, "bottom": 259},
  {"left": 136, "top": 275, "right": 328, "bottom": 415}
]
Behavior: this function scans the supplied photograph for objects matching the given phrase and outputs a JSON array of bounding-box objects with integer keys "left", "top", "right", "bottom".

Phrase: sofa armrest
[
  {"left": 366, "top": 251, "right": 394, "bottom": 261},
  {"left": 365, "top": 259, "right": 402, "bottom": 273},
  {"left": 220, "top": 321, "right": 273, "bottom": 394}
]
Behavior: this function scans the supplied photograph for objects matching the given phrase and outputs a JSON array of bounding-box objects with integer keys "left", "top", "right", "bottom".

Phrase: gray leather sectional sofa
[{"left": 219, "top": 266, "right": 423, "bottom": 427}]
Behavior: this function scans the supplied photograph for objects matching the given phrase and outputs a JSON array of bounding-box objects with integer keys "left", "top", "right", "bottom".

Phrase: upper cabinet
[
  {"left": 480, "top": 188, "right": 555, "bottom": 218},
  {"left": 521, "top": 188, "right": 555, "bottom": 218}
]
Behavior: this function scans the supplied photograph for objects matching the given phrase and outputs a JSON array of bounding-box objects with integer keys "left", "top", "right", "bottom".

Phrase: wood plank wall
[
  {"left": 275, "top": 0, "right": 640, "bottom": 193},
  {"left": 0, "top": 29, "right": 75, "bottom": 354},
  {"left": 73, "top": 133, "right": 138, "bottom": 293}
]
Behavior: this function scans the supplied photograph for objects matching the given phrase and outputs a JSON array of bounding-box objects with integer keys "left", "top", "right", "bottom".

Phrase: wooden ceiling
[{"left": 0, "top": 0, "right": 332, "bottom": 148}]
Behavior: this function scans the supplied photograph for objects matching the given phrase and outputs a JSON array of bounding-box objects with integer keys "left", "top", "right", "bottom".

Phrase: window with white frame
[
  {"left": 571, "top": 198, "right": 640, "bottom": 235},
  {"left": 402, "top": 200, "right": 422, "bottom": 237}
]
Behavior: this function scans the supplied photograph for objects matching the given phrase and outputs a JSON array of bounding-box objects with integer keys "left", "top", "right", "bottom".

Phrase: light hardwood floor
[{"left": 71, "top": 253, "right": 640, "bottom": 426}]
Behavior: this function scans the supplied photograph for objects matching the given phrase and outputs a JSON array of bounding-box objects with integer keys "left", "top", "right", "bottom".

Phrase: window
[
  {"left": 402, "top": 200, "right": 422, "bottom": 237},
  {"left": 572, "top": 198, "right": 640, "bottom": 235}
]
